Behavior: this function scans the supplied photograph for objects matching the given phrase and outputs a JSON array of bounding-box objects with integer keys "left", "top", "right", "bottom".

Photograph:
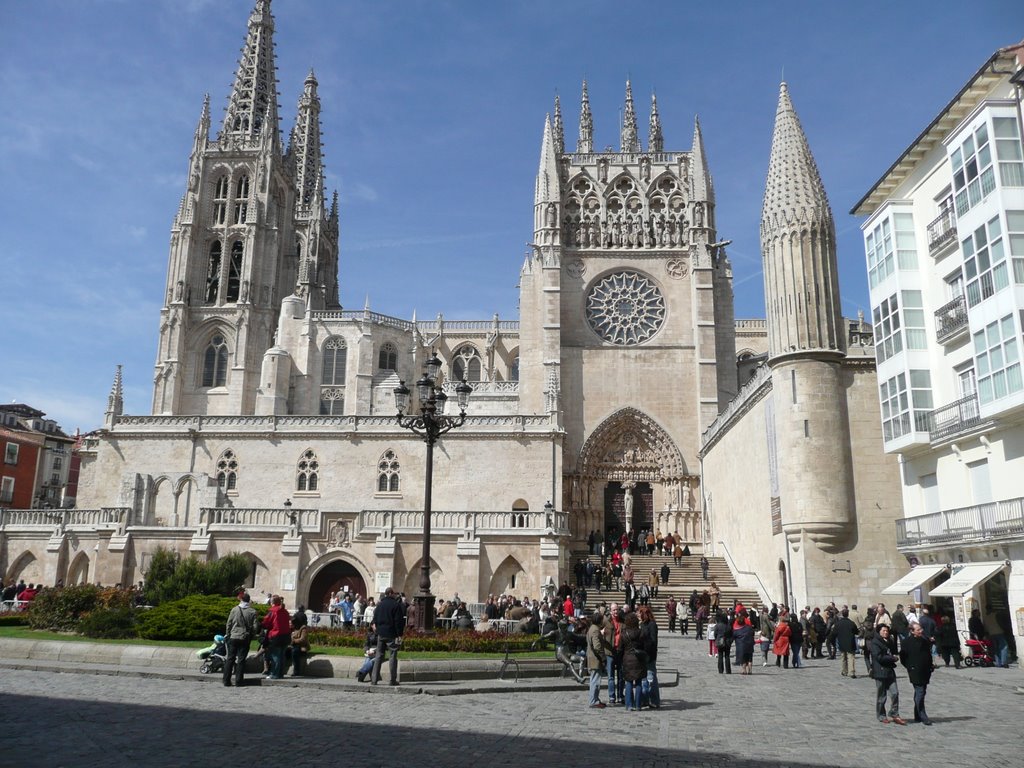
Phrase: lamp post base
[{"left": 411, "top": 592, "right": 436, "bottom": 632}]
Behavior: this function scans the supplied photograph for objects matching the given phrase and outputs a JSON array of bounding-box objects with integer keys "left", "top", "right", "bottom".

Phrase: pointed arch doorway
[
  {"left": 307, "top": 559, "right": 368, "bottom": 613},
  {"left": 603, "top": 481, "right": 653, "bottom": 538}
]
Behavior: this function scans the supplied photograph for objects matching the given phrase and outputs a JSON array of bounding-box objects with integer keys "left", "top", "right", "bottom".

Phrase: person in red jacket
[{"left": 261, "top": 595, "right": 292, "bottom": 679}]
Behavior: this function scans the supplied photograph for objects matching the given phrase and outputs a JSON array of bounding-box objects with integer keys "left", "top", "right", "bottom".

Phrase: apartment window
[
  {"left": 901, "top": 290, "right": 927, "bottom": 350},
  {"left": 963, "top": 215, "right": 1007, "bottom": 306},
  {"left": 296, "top": 449, "right": 319, "bottom": 492},
  {"left": 974, "top": 314, "right": 1022, "bottom": 404},
  {"left": 952, "top": 122, "right": 995, "bottom": 216},
  {"left": 376, "top": 449, "right": 400, "bottom": 493},
  {"left": 946, "top": 271, "right": 964, "bottom": 300},
  {"left": 893, "top": 212, "right": 917, "bottom": 270},
  {"left": 909, "top": 370, "right": 933, "bottom": 432},
  {"left": 1007, "top": 210, "right": 1024, "bottom": 284},
  {"left": 233, "top": 175, "right": 249, "bottom": 224},
  {"left": 993, "top": 117, "right": 1024, "bottom": 187},
  {"left": 53, "top": 457, "right": 62, "bottom": 470},
  {"left": 872, "top": 293, "right": 902, "bottom": 363},
  {"left": 4, "top": 442, "right": 18, "bottom": 465},
  {"left": 866, "top": 218, "right": 894, "bottom": 289},
  {"left": 957, "top": 365, "right": 977, "bottom": 398},
  {"left": 879, "top": 372, "right": 909, "bottom": 442},
  {"left": 213, "top": 176, "right": 228, "bottom": 225},
  {"left": 202, "top": 334, "right": 229, "bottom": 388},
  {"left": 0, "top": 477, "right": 13, "bottom": 503}
]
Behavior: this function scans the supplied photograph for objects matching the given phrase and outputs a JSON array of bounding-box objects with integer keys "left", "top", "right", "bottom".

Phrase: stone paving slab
[{"left": 0, "top": 633, "right": 1019, "bottom": 768}]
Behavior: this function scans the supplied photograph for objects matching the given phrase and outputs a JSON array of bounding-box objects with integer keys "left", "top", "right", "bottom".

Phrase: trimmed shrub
[
  {"left": 26, "top": 584, "right": 101, "bottom": 631},
  {"left": 136, "top": 594, "right": 268, "bottom": 640},
  {"left": 307, "top": 627, "right": 539, "bottom": 653},
  {"left": 0, "top": 613, "right": 30, "bottom": 627},
  {"left": 78, "top": 606, "right": 138, "bottom": 639},
  {"left": 143, "top": 548, "right": 252, "bottom": 605}
]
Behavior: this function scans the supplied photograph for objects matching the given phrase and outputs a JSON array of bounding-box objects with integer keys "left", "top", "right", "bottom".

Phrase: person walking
[
  {"left": 789, "top": 613, "right": 804, "bottom": 669},
  {"left": 371, "top": 587, "right": 406, "bottom": 686},
  {"left": 604, "top": 604, "right": 624, "bottom": 705},
  {"left": 733, "top": 610, "right": 755, "bottom": 674},
  {"left": 223, "top": 591, "right": 259, "bottom": 687},
  {"left": 714, "top": 611, "right": 733, "bottom": 674},
  {"left": 665, "top": 596, "right": 678, "bottom": 633},
  {"left": 773, "top": 611, "right": 791, "bottom": 669},
  {"left": 261, "top": 595, "right": 291, "bottom": 680},
  {"left": 900, "top": 622, "right": 934, "bottom": 725},
  {"left": 638, "top": 605, "right": 661, "bottom": 709},
  {"left": 937, "top": 615, "right": 962, "bottom": 669},
  {"left": 700, "top": 555, "right": 709, "bottom": 581},
  {"left": 758, "top": 607, "right": 775, "bottom": 667},
  {"left": 835, "top": 607, "right": 860, "bottom": 678},
  {"left": 871, "top": 624, "right": 905, "bottom": 725},
  {"left": 586, "top": 611, "right": 609, "bottom": 709}
]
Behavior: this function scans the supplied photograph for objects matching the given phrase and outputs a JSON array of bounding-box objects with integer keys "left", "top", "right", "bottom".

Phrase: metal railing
[
  {"left": 927, "top": 208, "right": 957, "bottom": 254},
  {"left": 934, "top": 295, "right": 968, "bottom": 343},
  {"left": 927, "top": 393, "right": 981, "bottom": 441},
  {"left": 896, "top": 496, "right": 1024, "bottom": 547}
]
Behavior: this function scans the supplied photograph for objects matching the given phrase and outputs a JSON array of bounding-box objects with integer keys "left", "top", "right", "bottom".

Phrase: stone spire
[
  {"left": 621, "top": 80, "right": 639, "bottom": 153},
  {"left": 577, "top": 80, "right": 593, "bottom": 153},
  {"left": 288, "top": 69, "right": 325, "bottom": 210},
  {"left": 534, "top": 114, "right": 561, "bottom": 244},
  {"left": 193, "top": 94, "right": 211, "bottom": 151},
  {"left": 648, "top": 93, "right": 663, "bottom": 153},
  {"left": 552, "top": 94, "right": 565, "bottom": 154},
  {"left": 760, "top": 82, "right": 843, "bottom": 359},
  {"left": 690, "top": 115, "right": 714, "bottom": 205},
  {"left": 104, "top": 365, "right": 123, "bottom": 429},
  {"left": 221, "top": 0, "right": 280, "bottom": 148}
]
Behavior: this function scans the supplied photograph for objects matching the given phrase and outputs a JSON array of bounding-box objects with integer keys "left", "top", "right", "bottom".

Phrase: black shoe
[
  {"left": 922, "top": 719, "right": 933, "bottom": 726},
  {"left": 223, "top": 681, "right": 232, "bottom": 687},
  {"left": 356, "top": 672, "right": 366, "bottom": 683},
  {"left": 389, "top": 681, "right": 399, "bottom": 686}
]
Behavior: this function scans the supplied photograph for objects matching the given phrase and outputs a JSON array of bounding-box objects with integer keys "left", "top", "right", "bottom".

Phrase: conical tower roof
[
  {"left": 221, "top": 0, "right": 281, "bottom": 147},
  {"left": 761, "top": 82, "right": 832, "bottom": 231},
  {"left": 289, "top": 69, "right": 325, "bottom": 210}
]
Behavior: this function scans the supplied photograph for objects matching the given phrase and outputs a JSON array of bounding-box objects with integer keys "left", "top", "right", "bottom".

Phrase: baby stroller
[
  {"left": 197, "top": 634, "right": 228, "bottom": 674},
  {"left": 963, "top": 635, "right": 995, "bottom": 667}
]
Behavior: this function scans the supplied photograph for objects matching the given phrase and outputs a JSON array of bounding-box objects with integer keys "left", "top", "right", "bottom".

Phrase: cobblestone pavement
[{"left": 0, "top": 631, "right": 1019, "bottom": 768}]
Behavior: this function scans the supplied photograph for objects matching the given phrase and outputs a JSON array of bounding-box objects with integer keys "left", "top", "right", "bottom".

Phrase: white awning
[
  {"left": 928, "top": 562, "right": 1007, "bottom": 597},
  {"left": 881, "top": 565, "right": 947, "bottom": 595}
]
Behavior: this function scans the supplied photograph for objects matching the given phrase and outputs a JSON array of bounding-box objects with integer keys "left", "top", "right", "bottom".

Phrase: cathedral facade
[{"left": 2, "top": 0, "right": 904, "bottom": 612}]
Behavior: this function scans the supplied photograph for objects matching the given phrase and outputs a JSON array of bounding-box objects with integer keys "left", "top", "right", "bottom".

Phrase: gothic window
[
  {"left": 206, "top": 241, "right": 221, "bottom": 304},
  {"left": 378, "top": 342, "right": 397, "bottom": 371},
  {"left": 320, "top": 337, "right": 347, "bottom": 415},
  {"left": 216, "top": 449, "right": 238, "bottom": 491},
  {"left": 226, "top": 241, "right": 243, "bottom": 302},
  {"left": 296, "top": 449, "right": 319, "bottom": 492},
  {"left": 510, "top": 352, "right": 520, "bottom": 382},
  {"left": 452, "top": 345, "right": 482, "bottom": 382},
  {"left": 233, "top": 175, "right": 249, "bottom": 224},
  {"left": 377, "top": 449, "right": 400, "bottom": 492},
  {"left": 585, "top": 271, "right": 666, "bottom": 345},
  {"left": 202, "top": 334, "right": 229, "bottom": 387},
  {"left": 213, "top": 176, "right": 228, "bottom": 225}
]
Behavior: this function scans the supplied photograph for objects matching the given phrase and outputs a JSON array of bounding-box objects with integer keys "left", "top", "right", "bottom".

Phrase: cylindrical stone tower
[{"left": 761, "top": 83, "right": 853, "bottom": 553}]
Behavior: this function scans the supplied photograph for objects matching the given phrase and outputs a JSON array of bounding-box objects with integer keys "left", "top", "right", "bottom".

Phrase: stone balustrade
[{"left": 356, "top": 509, "right": 569, "bottom": 537}]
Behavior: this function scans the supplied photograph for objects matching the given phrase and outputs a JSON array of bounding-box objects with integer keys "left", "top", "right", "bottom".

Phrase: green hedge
[
  {"left": 0, "top": 613, "right": 29, "bottom": 627},
  {"left": 143, "top": 549, "right": 252, "bottom": 605},
  {"left": 136, "top": 594, "right": 269, "bottom": 640},
  {"left": 308, "top": 627, "right": 540, "bottom": 653}
]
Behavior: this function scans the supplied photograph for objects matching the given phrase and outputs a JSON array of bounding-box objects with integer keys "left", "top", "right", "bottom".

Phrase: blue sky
[{"left": 1, "top": 0, "right": 1021, "bottom": 432}]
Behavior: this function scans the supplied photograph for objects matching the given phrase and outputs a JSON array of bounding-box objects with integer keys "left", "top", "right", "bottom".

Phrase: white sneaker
[{"left": 762, "top": 662, "right": 768, "bottom": 667}]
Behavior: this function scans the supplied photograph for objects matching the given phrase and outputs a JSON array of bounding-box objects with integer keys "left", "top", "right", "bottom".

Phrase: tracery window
[
  {"left": 213, "top": 176, "right": 228, "bottom": 225},
  {"left": 202, "top": 334, "right": 229, "bottom": 388},
  {"left": 585, "top": 271, "right": 666, "bottom": 345},
  {"left": 510, "top": 353, "right": 520, "bottom": 382},
  {"left": 376, "top": 449, "right": 400, "bottom": 492},
  {"left": 452, "top": 345, "right": 482, "bottom": 382},
  {"left": 233, "top": 175, "right": 249, "bottom": 224},
  {"left": 296, "top": 449, "right": 319, "bottom": 492},
  {"left": 320, "top": 337, "right": 347, "bottom": 414},
  {"left": 378, "top": 342, "right": 397, "bottom": 371},
  {"left": 216, "top": 449, "right": 238, "bottom": 491},
  {"left": 226, "top": 241, "right": 243, "bottom": 302},
  {"left": 206, "top": 241, "right": 221, "bottom": 304}
]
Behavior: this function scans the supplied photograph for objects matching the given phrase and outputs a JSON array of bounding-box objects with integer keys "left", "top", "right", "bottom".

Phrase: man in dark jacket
[
  {"left": 870, "top": 624, "right": 905, "bottom": 725},
  {"left": 900, "top": 622, "right": 934, "bottom": 725},
  {"left": 917, "top": 606, "right": 938, "bottom": 645},
  {"left": 371, "top": 588, "right": 406, "bottom": 686},
  {"left": 891, "top": 604, "right": 909, "bottom": 648},
  {"left": 835, "top": 608, "right": 860, "bottom": 678}
]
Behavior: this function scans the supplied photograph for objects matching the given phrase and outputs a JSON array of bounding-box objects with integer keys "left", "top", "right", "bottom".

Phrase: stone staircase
[{"left": 571, "top": 551, "right": 761, "bottom": 630}]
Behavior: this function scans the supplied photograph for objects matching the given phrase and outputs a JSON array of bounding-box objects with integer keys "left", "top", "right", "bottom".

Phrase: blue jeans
[
  {"left": 991, "top": 634, "right": 1009, "bottom": 667},
  {"left": 623, "top": 679, "right": 642, "bottom": 710},
  {"left": 606, "top": 655, "right": 621, "bottom": 702},
  {"left": 642, "top": 662, "right": 660, "bottom": 707},
  {"left": 589, "top": 668, "right": 603, "bottom": 706},
  {"left": 267, "top": 637, "right": 288, "bottom": 678},
  {"left": 791, "top": 641, "right": 803, "bottom": 668}
]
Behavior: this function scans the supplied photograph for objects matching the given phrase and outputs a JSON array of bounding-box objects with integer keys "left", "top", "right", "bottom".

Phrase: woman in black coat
[
  {"left": 620, "top": 612, "right": 646, "bottom": 711},
  {"left": 714, "top": 611, "right": 733, "bottom": 674},
  {"left": 900, "top": 622, "right": 935, "bottom": 725},
  {"left": 733, "top": 610, "right": 755, "bottom": 675}
]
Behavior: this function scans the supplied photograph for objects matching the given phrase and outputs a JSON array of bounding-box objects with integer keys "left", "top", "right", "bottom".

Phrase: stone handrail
[
  {"left": 0, "top": 508, "right": 128, "bottom": 531},
  {"left": 700, "top": 363, "right": 772, "bottom": 451},
  {"left": 114, "top": 414, "right": 551, "bottom": 432},
  {"left": 199, "top": 507, "right": 320, "bottom": 531},
  {"left": 356, "top": 509, "right": 569, "bottom": 537}
]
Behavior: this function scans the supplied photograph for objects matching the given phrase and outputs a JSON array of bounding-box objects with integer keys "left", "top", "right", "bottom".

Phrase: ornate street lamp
[{"left": 393, "top": 352, "right": 472, "bottom": 631}]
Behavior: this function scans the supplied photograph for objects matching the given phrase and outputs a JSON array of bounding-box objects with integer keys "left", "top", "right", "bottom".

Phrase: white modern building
[{"left": 853, "top": 41, "right": 1024, "bottom": 656}]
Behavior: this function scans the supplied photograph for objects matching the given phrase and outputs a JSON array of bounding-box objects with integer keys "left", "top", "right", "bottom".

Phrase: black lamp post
[{"left": 393, "top": 350, "right": 472, "bottom": 631}]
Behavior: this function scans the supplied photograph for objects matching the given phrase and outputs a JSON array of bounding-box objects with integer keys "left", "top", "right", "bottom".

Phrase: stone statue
[
  {"left": 545, "top": 203, "right": 557, "bottom": 228},
  {"left": 623, "top": 482, "right": 635, "bottom": 533}
]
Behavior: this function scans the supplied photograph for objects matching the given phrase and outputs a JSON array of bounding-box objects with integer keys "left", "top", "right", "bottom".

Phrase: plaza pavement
[{"left": 0, "top": 628, "right": 1019, "bottom": 768}]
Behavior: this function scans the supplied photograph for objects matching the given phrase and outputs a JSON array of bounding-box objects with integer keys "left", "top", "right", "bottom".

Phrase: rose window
[{"left": 585, "top": 271, "right": 666, "bottom": 345}]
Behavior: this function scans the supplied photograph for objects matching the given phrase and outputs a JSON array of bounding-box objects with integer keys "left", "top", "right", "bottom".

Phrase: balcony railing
[
  {"left": 934, "top": 295, "right": 968, "bottom": 343},
  {"left": 927, "top": 208, "right": 957, "bottom": 255},
  {"left": 896, "top": 496, "right": 1024, "bottom": 548},
  {"left": 927, "top": 393, "right": 980, "bottom": 441}
]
